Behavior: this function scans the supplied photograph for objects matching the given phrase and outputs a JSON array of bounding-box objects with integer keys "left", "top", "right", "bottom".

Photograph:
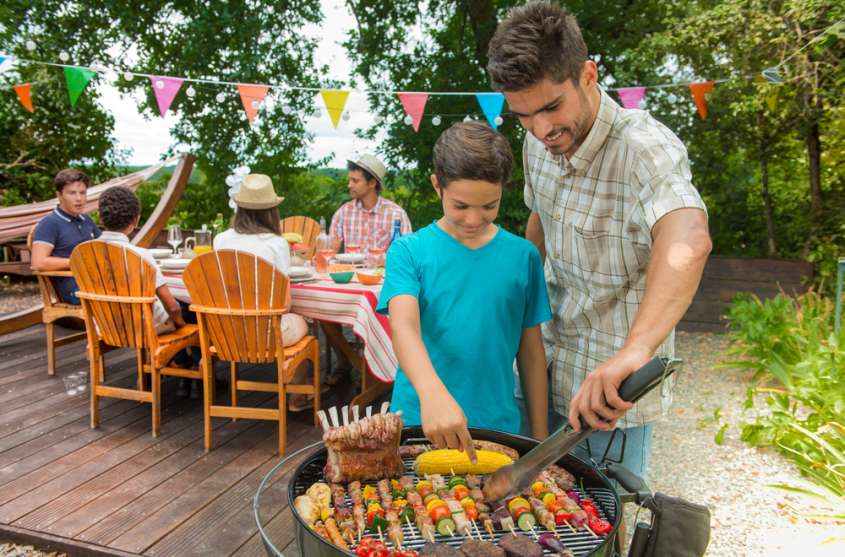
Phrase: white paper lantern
[
  {"left": 123, "top": 71, "right": 134, "bottom": 81},
  {"left": 25, "top": 40, "right": 37, "bottom": 51},
  {"left": 251, "top": 100, "right": 261, "bottom": 109},
  {"left": 155, "top": 80, "right": 165, "bottom": 89},
  {"left": 215, "top": 92, "right": 226, "bottom": 103},
  {"left": 342, "top": 111, "right": 351, "bottom": 121},
  {"left": 494, "top": 116, "right": 504, "bottom": 126},
  {"left": 463, "top": 115, "right": 472, "bottom": 122},
  {"left": 185, "top": 86, "right": 196, "bottom": 98},
  {"left": 282, "top": 104, "right": 292, "bottom": 115},
  {"left": 58, "top": 51, "right": 69, "bottom": 62},
  {"left": 373, "top": 114, "right": 383, "bottom": 125},
  {"left": 432, "top": 115, "right": 442, "bottom": 126},
  {"left": 403, "top": 115, "right": 413, "bottom": 126}
]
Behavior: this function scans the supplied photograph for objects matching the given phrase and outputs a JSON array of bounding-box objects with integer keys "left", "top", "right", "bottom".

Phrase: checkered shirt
[
  {"left": 524, "top": 88, "right": 707, "bottom": 426},
  {"left": 329, "top": 196, "right": 413, "bottom": 251}
]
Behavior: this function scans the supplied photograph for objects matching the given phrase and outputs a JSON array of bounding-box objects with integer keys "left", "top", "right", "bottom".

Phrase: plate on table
[
  {"left": 159, "top": 258, "right": 191, "bottom": 270},
  {"left": 149, "top": 248, "right": 174, "bottom": 259},
  {"left": 288, "top": 266, "right": 313, "bottom": 278},
  {"left": 335, "top": 252, "right": 366, "bottom": 264}
]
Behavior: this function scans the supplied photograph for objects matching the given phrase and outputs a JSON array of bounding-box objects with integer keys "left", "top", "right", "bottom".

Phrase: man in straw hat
[{"left": 329, "top": 153, "right": 412, "bottom": 253}]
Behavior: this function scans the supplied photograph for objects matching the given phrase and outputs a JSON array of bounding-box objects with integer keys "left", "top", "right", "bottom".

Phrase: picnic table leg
[
  {"left": 351, "top": 364, "right": 388, "bottom": 409},
  {"left": 319, "top": 322, "right": 389, "bottom": 408}
]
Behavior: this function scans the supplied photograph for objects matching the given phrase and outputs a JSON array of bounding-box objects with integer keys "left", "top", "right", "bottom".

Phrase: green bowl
[{"left": 329, "top": 271, "right": 354, "bottom": 284}]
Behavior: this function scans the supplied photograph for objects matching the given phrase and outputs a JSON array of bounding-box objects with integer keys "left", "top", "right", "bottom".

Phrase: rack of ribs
[{"left": 321, "top": 404, "right": 404, "bottom": 483}]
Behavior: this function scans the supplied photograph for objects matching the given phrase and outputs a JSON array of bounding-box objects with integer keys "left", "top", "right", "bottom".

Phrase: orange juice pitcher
[{"left": 185, "top": 226, "right": 213, "bottom": 255}]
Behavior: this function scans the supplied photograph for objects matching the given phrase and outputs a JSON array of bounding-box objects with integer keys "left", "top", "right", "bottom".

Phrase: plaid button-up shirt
[
  {"left": 524, "top": 89, "right": 707, "bottom": 427},
  {"left": 330, "top": 196, "right": 413, "bottom": 251}
]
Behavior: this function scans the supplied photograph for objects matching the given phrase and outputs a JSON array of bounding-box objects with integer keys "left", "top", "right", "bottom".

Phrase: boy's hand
[{"left": 420, "top": 387, "right": 477, "bottom": 463}]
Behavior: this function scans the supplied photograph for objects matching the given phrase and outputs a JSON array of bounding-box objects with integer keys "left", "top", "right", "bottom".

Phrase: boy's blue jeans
[{"left": 516, "top": 395, "right": 654, "bottom": 482}]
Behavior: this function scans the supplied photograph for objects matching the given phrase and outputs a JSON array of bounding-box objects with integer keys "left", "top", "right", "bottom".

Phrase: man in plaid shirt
[
  {"left": 488, "top": 1, "right": 712, "bottom": 478},
  {"left": 329, "top": 154, "right": 412, "bottom": 253}
]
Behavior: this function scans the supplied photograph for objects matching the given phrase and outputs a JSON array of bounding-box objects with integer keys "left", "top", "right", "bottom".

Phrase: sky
[{"left": 98, "top": 0, "right": 378, "bottom": 168}]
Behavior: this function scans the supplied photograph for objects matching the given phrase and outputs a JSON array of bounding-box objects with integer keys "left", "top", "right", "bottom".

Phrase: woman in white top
[{"left": 213, "top": 174, "right": 314, "bottom": 411}]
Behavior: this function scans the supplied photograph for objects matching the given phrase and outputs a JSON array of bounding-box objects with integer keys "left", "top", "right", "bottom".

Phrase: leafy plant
[{"left": 723, "top": 291, "right": 845, "bottom": 521}]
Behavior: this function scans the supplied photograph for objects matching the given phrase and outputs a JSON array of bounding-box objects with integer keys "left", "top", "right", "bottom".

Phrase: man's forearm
[{"left": 32, "top": 255, "right": 71, "bottom": 271}]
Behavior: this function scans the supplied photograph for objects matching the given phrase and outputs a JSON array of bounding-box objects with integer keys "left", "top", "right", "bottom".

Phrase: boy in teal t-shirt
[{"left": 377, "top": 121, "right": 552, "bottom": 458}]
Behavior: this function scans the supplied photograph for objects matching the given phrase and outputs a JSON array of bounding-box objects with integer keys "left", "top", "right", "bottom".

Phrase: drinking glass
[
  {"left": 167, "top": 226, "right": 183, "bottom": 257},
  {"left": 314, "top": 248, "right": 336, "bottom": 274}
]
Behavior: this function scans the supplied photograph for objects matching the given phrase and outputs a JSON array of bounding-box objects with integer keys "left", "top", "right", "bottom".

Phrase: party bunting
[
  {"left": 320, "top": 90, "right": 350, "bottom": 128},
  {"left": 475, "top": 93, "right": 505, "bottom": 129},
  {"left": 689, "top": 81, "right": 715, "bottom": 120},
  {"left": 0, "top": 56, "right": 5, "bottom": 67},
  {"left": 63, "top": 66, "right": 96, "bottom": 107},
  {"left": 237, "top": 84, "right": 270, "bottom": 125},
  {"left": 14, "top": 84, "right": 33, "bottom": 112},
  {"left": 398, "top": 93, "right": 429, "bottom": 132},
  {"left": 149, "top": 75, "right": 184, "bottom": 117},
  {"left": 618, "top": 86, "right": 647, "bottom": 109}
]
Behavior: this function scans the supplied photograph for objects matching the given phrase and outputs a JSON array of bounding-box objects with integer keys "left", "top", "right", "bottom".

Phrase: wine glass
[{"left": 167, "top": 225, "right": 183, "bottom": 257}]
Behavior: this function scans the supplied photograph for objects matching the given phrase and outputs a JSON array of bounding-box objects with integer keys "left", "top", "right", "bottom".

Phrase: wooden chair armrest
[
  {"left": 34, "top": 270, "right": 74, "bottom": 278},
  {"left": 76, "top": 292, "right": 157, "bottom": 303},
  {"left": 188, "top": 304, "right": 289, "bottom": 317}
]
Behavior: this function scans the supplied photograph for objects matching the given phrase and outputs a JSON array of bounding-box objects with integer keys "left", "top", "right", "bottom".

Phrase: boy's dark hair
[
  {"left": 433, "top": 121, "right": 513, "bottom": 188},
  {"left": 232, "top": 206, "right": 281, "bottom": 236},
  {"left": 347, "top": 161, "right": 381, "bottom": 193},
  {"left": 99, "top": 186, "right": 141, "bottom": 231},
  {"left": 487, "top": 1, "right": 588, "bottom": 92},
  {"left": 54, "top": 168, "right": 91, "bottom": 193}
]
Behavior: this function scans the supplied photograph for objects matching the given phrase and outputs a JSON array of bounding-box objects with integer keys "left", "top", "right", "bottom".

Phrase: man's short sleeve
[
  {"left": 522, "top": 137, "right": 536, "bottom": 212},
  {"left": 329, "top": 208, "right": 344, "bottom": 245},
  {"left": 398, "top": 208, "right": 413, "bottom": 235},
  {"left": 376, "top": 238, "right": 420, "bottom": 315},
  {"left": 522, "top": 246, "right": 552, "bottom": 328},
  {"left": 32, "top": 217, "right": 58, "bottom": 247},
  {"left": 634, "top": 140, "right": 707, "bottom": 232}
]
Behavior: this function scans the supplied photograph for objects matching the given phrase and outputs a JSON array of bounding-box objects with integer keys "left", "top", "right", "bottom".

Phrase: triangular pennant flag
[
  {"left": 475, "top": 93, "right": 505, "bottom": 129},
  {"left": 14, "top": 84, "right": 33, "bottom": 112},
  {"left": 237, "top": 84, "right": 270, "bottom": 125},
  {"left": 63, "top": 66, "right": 97, "bottom": 107},
  {"left": 149, "top": 76, "right": 184, "bottom": 117},
  {"left": 765, "top": 88, "right": 779, "bottom": 112},
  {"left": 0, "top": 56, "right": 5, "bottom": 66},
  {"left": 617, "top": 86, "right": 647, "bottom": 109},
  {"left": 320, "top": 90, "right": 350, "bottom": 128},
  {"left": 398, "top": 93, "right": 429, "bottom": 132},
  {"left": 689, "top": 81, "right": 715, "bottom": 120}
]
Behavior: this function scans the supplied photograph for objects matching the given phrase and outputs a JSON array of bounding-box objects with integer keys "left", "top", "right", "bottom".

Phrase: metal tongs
[{"left": 483, "top": 356, "right": 680, "bottom": 503}]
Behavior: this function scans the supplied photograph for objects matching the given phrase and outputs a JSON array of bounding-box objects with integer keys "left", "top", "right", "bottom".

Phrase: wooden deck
[{"left": 0, "top": 322, "right": 359, "bottom": 556}]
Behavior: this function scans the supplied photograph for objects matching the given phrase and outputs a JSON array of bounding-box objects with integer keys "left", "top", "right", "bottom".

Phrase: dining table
[{"left": 161, "top": 269, "right": 396, "bottom": 408}]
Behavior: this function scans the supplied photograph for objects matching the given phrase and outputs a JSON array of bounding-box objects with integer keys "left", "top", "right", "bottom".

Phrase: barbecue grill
[{"left": 255, "top": 426, "right": 623, "bottom": 557}]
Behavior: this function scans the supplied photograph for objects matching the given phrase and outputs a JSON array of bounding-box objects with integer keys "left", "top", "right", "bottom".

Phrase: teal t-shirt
[{"left": 377, "top": 222, "right": 552, "bottom": 434}]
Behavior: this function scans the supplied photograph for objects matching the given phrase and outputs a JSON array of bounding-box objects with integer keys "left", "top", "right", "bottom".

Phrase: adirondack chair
[
  {"left": 27, "top": 227, "right": 87, "bottom": 375},
  {"left": 183, "top": 250, "right": 320, "bottom": 454},
  {"left": 281, "top": 215, "right": 320, "bottom": 259},
  {"left": 70, "top": 240, "right": 200, "bottom": 436}
]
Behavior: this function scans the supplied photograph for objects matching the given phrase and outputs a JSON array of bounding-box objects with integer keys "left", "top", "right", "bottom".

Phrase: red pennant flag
[
  {"left": 689, "top": 81, "right": 715, "bottom": 120},
  {"left": 238, "top": 84, "right": 270, "bottom": 125},
  {"left": 14, "top": 84, "right": 33, "bottom": 112},
  {"left": 398, "top": 93, "right": 429, "bottom": 132}
]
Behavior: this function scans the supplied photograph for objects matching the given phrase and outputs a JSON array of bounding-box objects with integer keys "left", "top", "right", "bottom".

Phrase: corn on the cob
[{"left": 413, "top": 449, "right": 513, "bottom": 475}]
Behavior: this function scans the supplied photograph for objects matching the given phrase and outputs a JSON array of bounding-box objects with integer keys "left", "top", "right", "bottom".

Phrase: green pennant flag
[{"left": 63, "top": 66, "right": 97, "bottom": 107}]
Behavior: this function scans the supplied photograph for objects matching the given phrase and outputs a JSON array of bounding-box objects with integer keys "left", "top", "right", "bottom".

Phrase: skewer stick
[
  {"left": 377, "top": 526, "right": 385, "bottom": 544},
  {"left": 341, "top": 405, "right": 349, "bottom": 426},
  {"left": 328, "top": 405, "right": 340, "bottom": 428},
  {"left": 472, "top": 520, "right": 483, "bottom": 540},
  {"left": 358, "top": 527, "right": 363, "bottom": 542},
  {"left": 508, "top": 523, "right": 518, "bottom": 537},
  {"left": 405, "top": 516, "right": 416, "bottom": 539},
  {"left": 563, "top": 519, "right": 577, "bottom": 534},
  {"left": 529, "top": 525, "right": 539, "bottom": 540},
  {"left": 584, "top": 522, "right": 599, "bottom": 538},
  {"left": 445, "top": 524, "right": 454, "bottom": 537},
  {"left": 352, "top": 405, "right": 360, "bottom": 422}
]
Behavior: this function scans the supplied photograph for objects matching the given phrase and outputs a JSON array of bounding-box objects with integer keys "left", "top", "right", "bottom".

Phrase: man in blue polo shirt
[{"left": 31, "top": 169, "right": 101, "bottom": 304}]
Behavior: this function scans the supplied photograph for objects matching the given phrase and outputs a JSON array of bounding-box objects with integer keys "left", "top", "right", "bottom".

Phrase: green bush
[{"left": 723, "top": 292, "right": 845, "bottom": 520}]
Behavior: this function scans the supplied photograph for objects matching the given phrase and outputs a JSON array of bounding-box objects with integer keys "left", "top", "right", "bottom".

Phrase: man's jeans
[{"left": 517, "top": 395, "right": 654, "bottom": 481}]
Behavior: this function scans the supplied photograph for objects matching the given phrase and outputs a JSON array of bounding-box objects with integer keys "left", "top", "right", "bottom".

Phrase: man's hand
[
  {"left": 420, "top": 386, "right": 477, "bottom": 463},
  {"left": 568, "top": 343, "right": 652, "bottom": 431}
]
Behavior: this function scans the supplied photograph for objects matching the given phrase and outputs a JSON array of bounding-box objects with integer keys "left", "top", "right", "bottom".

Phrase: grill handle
[
  {"left": 605, "top": 462, "right": 652, "bottom": 505},
  {"left": 617, "top": 356, "right": 679, "bottom": 405}
]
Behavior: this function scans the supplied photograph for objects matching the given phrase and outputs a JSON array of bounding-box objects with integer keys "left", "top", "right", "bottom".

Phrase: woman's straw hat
[{"left": 233, "top": 174, "right": 284, "bottom": 210}]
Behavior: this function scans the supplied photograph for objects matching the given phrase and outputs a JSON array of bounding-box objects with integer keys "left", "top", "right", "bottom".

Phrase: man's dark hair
[
  {"left": 347, "top": 161, "right": 381, "bottom": 193},
  {"left": 433, "top": 121, "right": 513, "bottom": 188},
  {"left": 487, "top": 1, "right": 588, "bottom": 92},
  {"left": 54, "top": 168, "right": 91, "bottom": 193},
  {"left": 99, "top": 186, "right": 141, "bottom": 231}
]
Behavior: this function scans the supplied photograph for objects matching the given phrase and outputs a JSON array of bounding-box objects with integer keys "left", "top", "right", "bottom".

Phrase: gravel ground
[
  {"left": 0, "top": 280, "right": 40, "bottom": 313},
  {"left": 644, "top": 331, "right": 845, "bottom": 556},
  {"left": 0, "top": 543, "right": 64, "bottom": 557}
]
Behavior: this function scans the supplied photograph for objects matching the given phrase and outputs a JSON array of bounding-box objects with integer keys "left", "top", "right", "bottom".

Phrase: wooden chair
[
  {"left": 183, "top": 250, "right": 321, "bottom": 454},
  {"left": 281, "top": 216, "right": 321, "bottom": 259},
  {"left": 70, "top": 241, "right": 200, "bottom": 436},
  {"left": 27, "top": 227, "right": 87, "bottom": 375}
]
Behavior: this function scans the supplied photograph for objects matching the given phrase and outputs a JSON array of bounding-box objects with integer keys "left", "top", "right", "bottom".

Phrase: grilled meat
[
  {"left": 420, "top": 542, "right": 462, "bottom": 557},
  {"left": 473, "top": 440, "right": 519, "bottom": 461},
  {"left": 459, "top": 539, "right": 505, "bottom": 557},
  {"left": 322, "top": 413, "right": 404, "bottom": 482},
  {"left": 499, "top": 533, "right": 544, "bottom": 557},
  {"left": 544, "top": 463, "right": 576, "bottom": 491}
]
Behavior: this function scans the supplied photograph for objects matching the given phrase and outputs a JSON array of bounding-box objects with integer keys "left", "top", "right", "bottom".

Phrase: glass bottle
[{"left": 314, "top": 216, "right": 334, "bottom": 273}]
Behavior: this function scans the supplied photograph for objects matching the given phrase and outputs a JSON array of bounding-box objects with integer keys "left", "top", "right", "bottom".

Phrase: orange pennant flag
[
  {"left": 237, "top": 84, "right": 270, "bottom": 125},
  {"left": 689, "top": 81, "right": 715, "bottom": 120},
  {"left": 14, "top": 84, "right": 33, "bottom": 112}
]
